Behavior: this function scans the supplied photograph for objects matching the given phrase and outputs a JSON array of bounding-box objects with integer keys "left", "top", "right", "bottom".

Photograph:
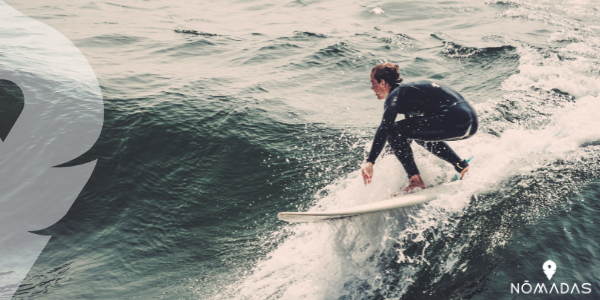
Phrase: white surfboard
[{"left": 278, "top": 181, "right": 461, "bottom": 223}]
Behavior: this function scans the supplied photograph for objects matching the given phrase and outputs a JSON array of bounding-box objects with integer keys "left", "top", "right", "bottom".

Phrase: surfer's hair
[{"left": 372, "top": 62, "right": 403, "bottom": 86}]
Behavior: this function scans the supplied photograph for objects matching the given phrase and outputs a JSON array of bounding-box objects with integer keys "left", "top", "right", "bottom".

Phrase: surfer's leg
[
  {"left": 414, "top": 140, "right": 469, "bottom": 174},
  {"left": 397, "top": 116, "right": 470, "bottom": 176},
  {"left": 388, "top": 123, "right": 427, "bottom": 192},
  {"left": 400, "top": 102, "right": 478, "bottom": 141},
  {"left": 387, "top": 132, "right": 420, "bottom": 178}
]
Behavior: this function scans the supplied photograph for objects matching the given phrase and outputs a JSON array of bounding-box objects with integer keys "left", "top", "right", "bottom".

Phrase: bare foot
[
  {"left": 401, "top": 174, "right": 427, "bottom": 194},
  {"left": 460, "top": 166, "right": 469, "bottom": 180}
]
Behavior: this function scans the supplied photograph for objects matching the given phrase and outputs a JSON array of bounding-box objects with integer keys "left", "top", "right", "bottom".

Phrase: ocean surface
[{"left": 2, "top": 0, "right": 600, "bottom": 299}]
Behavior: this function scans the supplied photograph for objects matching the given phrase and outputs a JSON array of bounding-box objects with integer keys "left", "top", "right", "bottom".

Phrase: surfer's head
[{"left": 371, "top": 62, "right": 402, "bottom": 99}]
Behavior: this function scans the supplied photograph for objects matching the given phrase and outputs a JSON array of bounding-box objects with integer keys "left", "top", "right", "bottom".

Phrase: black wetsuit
[{"left": 366, "top": 80, "right": 478, "bottom": 178}]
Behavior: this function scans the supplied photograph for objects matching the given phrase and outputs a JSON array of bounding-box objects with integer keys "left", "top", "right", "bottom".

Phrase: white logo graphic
[
  {"left": 0, "top": 2, "right": 103, "bottom": 298},
  {"left": 543, "top": 260, "right": 557, "bottom": 280},
  {"left": 511, "top": 260, "right": 592, "bottom": 295}
]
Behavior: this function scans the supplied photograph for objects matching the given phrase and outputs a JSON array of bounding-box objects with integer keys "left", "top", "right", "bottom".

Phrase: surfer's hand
[{"left": 361, "top": 162, "right": 373, "bottom": 186}]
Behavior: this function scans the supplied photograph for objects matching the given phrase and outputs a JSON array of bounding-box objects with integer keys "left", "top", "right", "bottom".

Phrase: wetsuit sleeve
[{"left": 366, "top": 92, "right": 399, "bottom": 164}]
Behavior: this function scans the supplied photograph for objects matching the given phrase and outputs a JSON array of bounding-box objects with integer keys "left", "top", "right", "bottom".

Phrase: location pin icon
[
  {"left": 0, "top": 79, "right": 24, "bottom": 142},
  {"left": 543, "top": 260, "right": 557, "bottom": 280}
]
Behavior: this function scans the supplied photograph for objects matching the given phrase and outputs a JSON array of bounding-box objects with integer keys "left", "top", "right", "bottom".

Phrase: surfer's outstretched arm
[{"left": 360, "top": 64, "right": 399, "bottom": 186}]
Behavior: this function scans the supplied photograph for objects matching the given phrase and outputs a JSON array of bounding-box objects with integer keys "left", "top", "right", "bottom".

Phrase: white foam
[
  {"left": 371, "top": 7, "right": 385, "bottom": 14},
  {"left": 502, "top": 46, "right": 600, "bottom": 98}
]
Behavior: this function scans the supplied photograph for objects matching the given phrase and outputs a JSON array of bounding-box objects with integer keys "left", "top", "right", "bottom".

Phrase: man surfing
[{"left": 361, "top": 62, "right": 478, "bottom": 193}]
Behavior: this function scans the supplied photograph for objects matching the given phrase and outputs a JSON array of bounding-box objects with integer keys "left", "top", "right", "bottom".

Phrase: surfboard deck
[{"left": 278, "top": 181, "right": 461, "bottom": 223}]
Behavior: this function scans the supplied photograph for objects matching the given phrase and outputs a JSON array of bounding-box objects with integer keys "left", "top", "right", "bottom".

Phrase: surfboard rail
[{"left": 278, "top": 181, "right": 461, "bottom": 223}]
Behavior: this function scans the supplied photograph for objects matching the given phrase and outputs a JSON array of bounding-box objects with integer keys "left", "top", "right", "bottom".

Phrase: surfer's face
[{"left": 370, "top": 71, "right": 389, "bottom": 100}]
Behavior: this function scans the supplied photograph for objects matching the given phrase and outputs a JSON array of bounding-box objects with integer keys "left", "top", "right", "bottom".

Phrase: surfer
[{"left": 361, "top": 62, "right": 478, "bottom": 192}]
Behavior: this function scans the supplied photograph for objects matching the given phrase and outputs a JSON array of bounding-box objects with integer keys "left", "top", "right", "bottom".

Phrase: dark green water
[{"left": 2, "top": 0, "right": 600, "bottom": 299}]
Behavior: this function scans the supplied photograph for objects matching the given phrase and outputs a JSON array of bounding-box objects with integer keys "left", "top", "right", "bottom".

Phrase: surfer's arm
[
  {"left": 365, "top": 94, "right": 399, "bottom": 164},
  {"left": 361, "top": 93, "right": 398, "bottom": 186}
]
